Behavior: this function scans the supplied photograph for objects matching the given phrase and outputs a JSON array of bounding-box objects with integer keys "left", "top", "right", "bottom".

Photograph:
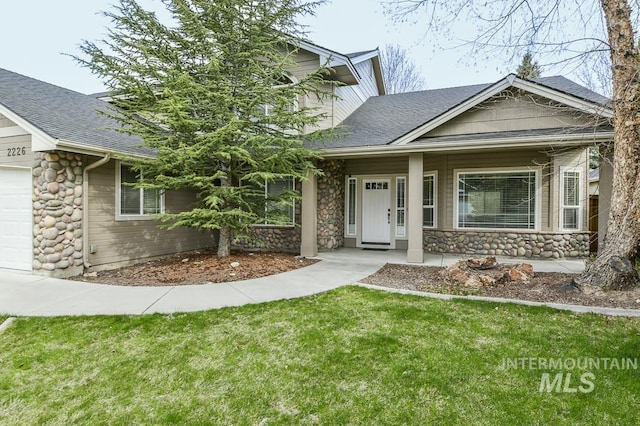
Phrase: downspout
[{"left": 82, "top": 153, "right": 111, "bottom": 269}]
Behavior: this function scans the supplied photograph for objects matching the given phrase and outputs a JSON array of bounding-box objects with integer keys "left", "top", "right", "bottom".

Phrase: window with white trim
[
  {"left": 457, "top": 170, "right": 537, "bottom": 230},
  {"left": 423, "top": 173, "right": 436, "bottom": 228},
  {"left": 396, "top": 177, "right": 406, "bottom": 237},
  {"left": 562, "top": 169, "right": 581, "bottom": 230},
  {"left": 258, "top": 178, "right": 295, "bottom": 225},
  {"left": 346, "top": 177, "right": 357, "bottom": 236},
  {"left": 118, "top": 163, "right": 163, "bottom": 217}
]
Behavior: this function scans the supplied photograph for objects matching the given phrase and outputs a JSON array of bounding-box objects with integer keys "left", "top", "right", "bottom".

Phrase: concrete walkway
[{"left": 0, "top": 248, "right": 597, "bottom": 317}]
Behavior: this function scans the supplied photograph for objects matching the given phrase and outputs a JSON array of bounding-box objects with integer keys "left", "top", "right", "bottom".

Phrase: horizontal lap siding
[
  {"left": 345, "top": 157, "right": 408, "bottom": 175},
  {"left": 0, "top": 113, "right": 32, "bottom": 168},
  {"left": 87, "top": 160, "right": 214, "bottom": 266},
  {"left": 426, "top": 93, "right": 599, "bottom": 137},
  {"left": 289, "top": 50, "right": 335, "bottom": 131},
  {"left": 354, "top": 61, "right": 381, "bottom": 98},
  {"left": 334, "top": 85, "right": 364, "bottom": 125},
  {"left": 0, "top": 134, "right": 33, "bottom": 168}
]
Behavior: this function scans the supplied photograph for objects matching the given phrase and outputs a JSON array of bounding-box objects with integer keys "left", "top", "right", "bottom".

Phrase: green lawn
[{"left": 1, "top": 286, "right": 639, "bottom": 425}]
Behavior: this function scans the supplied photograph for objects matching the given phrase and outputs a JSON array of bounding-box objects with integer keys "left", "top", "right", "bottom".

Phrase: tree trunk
[
  {"left": 581, "top": 0, "right": 640, "bottom": 290},
  {"left": 217, "top": 224, "right": 231, "bottom": 258}
]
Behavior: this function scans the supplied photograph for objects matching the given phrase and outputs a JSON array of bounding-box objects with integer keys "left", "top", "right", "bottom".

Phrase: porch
[{"left": 313, "top": 247, "right": 586, "bottom": 274}]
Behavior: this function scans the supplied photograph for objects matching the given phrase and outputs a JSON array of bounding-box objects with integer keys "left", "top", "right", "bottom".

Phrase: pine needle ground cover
[{"left": 1, "top": 287, "right": 639, "bottom": 425}]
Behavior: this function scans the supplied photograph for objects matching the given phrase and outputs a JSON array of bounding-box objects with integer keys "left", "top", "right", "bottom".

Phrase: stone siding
[
  {"left": 32, "top": 151, "right": 84, "bottom": 277},
  {"left": 316, "top": 160, "right": 345, "bottom": 250},
  {"left": 424, "top": 230, "right": 590, "bottom": 258},
  {"left": 236, "top": 226, "right": 301, "bottom": 253},
  {"left": 233, "top": 182, "right": 302, "bottom": 253}
]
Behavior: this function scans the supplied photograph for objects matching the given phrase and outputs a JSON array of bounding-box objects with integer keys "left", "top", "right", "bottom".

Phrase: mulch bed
[
  {"left": 360, "top": 263, "right": 640, "bottom": 310},
  {"left": 71, "top": 250, "right": 317, "bottom": 286}
]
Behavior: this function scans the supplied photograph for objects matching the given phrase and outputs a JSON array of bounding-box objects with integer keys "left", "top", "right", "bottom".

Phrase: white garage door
[{"left": 0, "top": 168, "right": 32, "bottom": 271}]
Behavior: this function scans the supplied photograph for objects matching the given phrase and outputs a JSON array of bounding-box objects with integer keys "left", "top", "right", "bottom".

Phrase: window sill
[
  {"left": 116, "top": 214, "right": 157, "bottom": 222},
  {"left": 252, "top": 224, "right": 296, "bottom": 229}
]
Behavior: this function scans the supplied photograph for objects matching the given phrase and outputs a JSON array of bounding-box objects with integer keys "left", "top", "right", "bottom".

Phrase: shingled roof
[
  {"left": 0, "top": 68, "right": 151, "bottom": 156},
  {"left": 319, "top": 75, "right": 610, "bottom": 149}
]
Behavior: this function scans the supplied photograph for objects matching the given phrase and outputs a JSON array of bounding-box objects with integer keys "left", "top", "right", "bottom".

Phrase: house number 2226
[{"left": 7, "top": 147, "right": 27, "bottom": 156}]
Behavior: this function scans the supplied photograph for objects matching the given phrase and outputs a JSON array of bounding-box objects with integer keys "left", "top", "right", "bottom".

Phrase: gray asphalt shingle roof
[
  {"left": 0, "top": 68, "right": 150, "bottom": 156},
  {"left": 1, "top": 68, "right": 609, "bottom": 156},
  {"left": 317, "top": 75, "right": 610, "bottom": 149}
]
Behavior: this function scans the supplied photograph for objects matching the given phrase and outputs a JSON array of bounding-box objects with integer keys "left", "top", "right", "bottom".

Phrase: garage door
[{"left": 0, "top": 168, "right": 32, "bottom": 271}]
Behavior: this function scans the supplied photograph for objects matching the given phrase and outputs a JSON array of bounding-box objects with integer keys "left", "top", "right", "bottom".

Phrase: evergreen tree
[
  {"left": 76, "top": 0, "right": 333, "bottom": 257},
  {"left": 516, "top": 52, "right": 541, "bottom": 79}
]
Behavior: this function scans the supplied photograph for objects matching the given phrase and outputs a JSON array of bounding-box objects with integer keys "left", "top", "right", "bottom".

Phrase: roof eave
[
  {"left": 320, "top": 131, "right": 614, "bottom": 159},
  {"left": 56, "top": 139, "right": 155, "bottom": 159},
  {"left": 0, "top": 102, "right": 58, "bottom": 151}
]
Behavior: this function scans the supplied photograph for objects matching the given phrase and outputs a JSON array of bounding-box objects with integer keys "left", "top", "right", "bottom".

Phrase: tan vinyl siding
[
  {"left": 426, "top": 93, "right": 600, "bottom": 137},
  {"left": 345, "top": 156, "right": 409, "bottom": 175},
  {"left": 87, "top": 160, "right": 214, "bottom": 267},
  {"left": 334, "top": 60, "right": 381, "bottom": 125},
  {"left": 0, "top": 114, "right": 14, "bottom": 128},
  {"left": 303, "top": 83, "right": 335, "bottom": 131},
  {"left": 354, "top": 60, "right": 381, "bottom": 98},
  {"left": 334, "top": 85, "right": 365, "bottom": 125},
  {"left": 0, "top": 134, "right": 33, "bottom": 168}
]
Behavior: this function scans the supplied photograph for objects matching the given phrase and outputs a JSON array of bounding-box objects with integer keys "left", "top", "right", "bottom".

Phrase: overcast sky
[{"left": 0, "top": 0, "right": 592, "bottom": 95}]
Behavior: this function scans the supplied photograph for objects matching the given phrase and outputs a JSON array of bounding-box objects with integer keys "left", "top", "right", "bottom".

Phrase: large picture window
[
  {"left": 562, "top": 170, "right": 581, "bottom": 230},
  {"left": 457, "top": 170, "right": 537, "bottom": 230},
  {"left": 118, "top": 163, "right": 163, "bottom": 218}
]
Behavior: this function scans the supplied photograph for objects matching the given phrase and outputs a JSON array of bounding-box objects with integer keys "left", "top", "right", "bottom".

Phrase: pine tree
[
  {"left": 76, "top": 0, "right": 333, "bottom": 257},
  {"left": 516, "top": 52, "right": 542, "bottom": 79}
]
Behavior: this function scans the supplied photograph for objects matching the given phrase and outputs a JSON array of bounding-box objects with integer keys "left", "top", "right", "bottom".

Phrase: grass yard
[{"left": 1, "top": 286, "right": 639, "bottom": 425}]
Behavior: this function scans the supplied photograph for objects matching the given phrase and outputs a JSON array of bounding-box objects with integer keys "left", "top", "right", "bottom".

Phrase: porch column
[
  {"left": 300, "top": 172, "right": 318, "bottom": 257},
  {"left": 407, "top": 153, "right": 424, "bottom": 263}
]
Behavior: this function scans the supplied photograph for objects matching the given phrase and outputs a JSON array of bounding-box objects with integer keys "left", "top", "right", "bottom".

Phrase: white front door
[
  {"left": 361, "top": 179, "right": 391, "bottom": 244},
  {"left": 0, "top": 168, "right": 32, "bottom": 271}
]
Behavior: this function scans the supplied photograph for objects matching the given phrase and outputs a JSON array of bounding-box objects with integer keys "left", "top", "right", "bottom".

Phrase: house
[
  {"left": 0, "top": 41, "right": 613, "bottom": 278},
  {"left": 298, "top": 74, "right": 613, "bottom": 263},
  {"left": 0, "top": 42, "right": 383, "bottom": 277}
]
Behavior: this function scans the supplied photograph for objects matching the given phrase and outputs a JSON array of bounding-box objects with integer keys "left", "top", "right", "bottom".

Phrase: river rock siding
[
  {"left": 32, "top": 151, "right": 84, "bottom": 278},
  {"left": 423, "top": 230, "right": 591, "bottom": 258},
  {"left": 316, "top": 160, "right": 345, "bottom": 251}
]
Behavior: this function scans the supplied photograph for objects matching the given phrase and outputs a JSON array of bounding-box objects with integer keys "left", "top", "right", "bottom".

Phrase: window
[
  {"left": 457, "top": 170, "right": 537, "bottom": 230},
  {"left": 562, "top": 170, "right": 581, "bottom": 230},
  {"left": 118, "top": 163, "right": 163, "bottom": 218},
  {"left": 346, "top": 177, "right": 357, "bottom": 235},
  {"left": 257, "top": 178, "right": 295, "bottom": 225},
  {"left": 396, "top": 177, "right": 406, "bottom": 237},
  {"left": 423, "top": 173, "right": 436, "bottom": 228}
]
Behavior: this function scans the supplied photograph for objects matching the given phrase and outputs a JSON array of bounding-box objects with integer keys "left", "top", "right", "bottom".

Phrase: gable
[
  {"left": 421, "top": 89, "right": 610, "bottom": 139},
  {"left": 0, "top": 113, "right": 26, "bottom": 137}
]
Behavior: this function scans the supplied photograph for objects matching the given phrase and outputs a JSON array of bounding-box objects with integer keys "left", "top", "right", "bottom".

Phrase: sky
[{"left": 0, "top": 0, "right": 594, "bottom": 95}]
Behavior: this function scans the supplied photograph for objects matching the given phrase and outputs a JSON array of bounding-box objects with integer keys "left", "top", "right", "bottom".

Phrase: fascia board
[
  {"left": 393, "top": 78, "right": 513, "bottom": 145},
  {"left": 512, "top": 79, "right": 613, "bottom": 118},
  {"left": 57, "top": 139, "right": 155, "bottom": 159},
  {"left": 320, "top": 132, "right": 614, "bottom": 158}
]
